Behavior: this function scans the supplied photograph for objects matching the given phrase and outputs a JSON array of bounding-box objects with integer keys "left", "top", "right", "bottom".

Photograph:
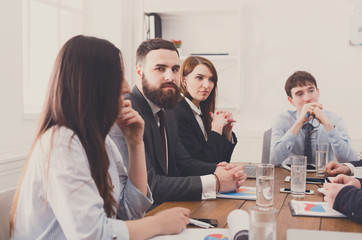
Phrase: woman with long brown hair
[
  {"left": 175, "top": 56, "right": 237, "bottom": 164},
  {"left": 10, "top": 35, "right": 189, "bottom": 239}
]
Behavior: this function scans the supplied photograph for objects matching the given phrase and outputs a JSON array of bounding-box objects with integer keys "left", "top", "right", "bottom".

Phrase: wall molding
[{"left": 0, "top": 155, "right": 26, "bottom": 191}]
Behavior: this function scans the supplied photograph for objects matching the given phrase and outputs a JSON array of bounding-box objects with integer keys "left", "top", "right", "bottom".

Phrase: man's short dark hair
[
  {"left": 285, "top": 71, "right": 317, "bottom": 97},
  {"left": 136, "top": 38, "right": 179, "bottom": 65}
]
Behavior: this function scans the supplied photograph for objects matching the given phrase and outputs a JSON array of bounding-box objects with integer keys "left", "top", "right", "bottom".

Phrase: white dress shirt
[
  {"left": 144, "top": 95, "right": 216, "bottom": 199},
  {"left": 184, "top": 97, "right": 208, "bottom": 141},
  {"left": 271, "top": 110, "right": 358, "bottom": 166},
  {"left": 12, "top": 126, "right": 152, "bottom": 240}
]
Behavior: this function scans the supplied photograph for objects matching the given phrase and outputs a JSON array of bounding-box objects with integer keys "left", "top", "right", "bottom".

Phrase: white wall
[
  {"left": 0, "top": 0, "right": 36, "bottom": 190},
  {"left": 231, "top": 0, "right": 362, "bottom": 162},
  {"left": 0, "top": 0, "right": 134, "bottom": 191},
  {"left": 1, "top": 0, "right": 362, "bottom": 190}
]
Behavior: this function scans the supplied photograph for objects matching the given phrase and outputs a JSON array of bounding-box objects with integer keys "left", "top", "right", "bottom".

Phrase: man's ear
[
  {"left": 136, "top": 65, "right": 143, "bottom": 79},
  {"left": 288, "top": 96, "right": 295, "bottom": 106}
]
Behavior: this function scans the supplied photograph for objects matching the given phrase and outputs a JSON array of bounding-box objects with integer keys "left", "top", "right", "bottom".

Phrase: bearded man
[{"left": 109, "top": 38, "right": 246, "bottom": 206}]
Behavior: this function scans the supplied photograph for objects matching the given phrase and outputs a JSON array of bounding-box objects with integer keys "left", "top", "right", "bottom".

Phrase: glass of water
[
  {"left": 249, "top": 206, "right": 277, "bottom": 240},
  {"left": 291, "top": 155, "right": 307, "bottom": 197},
  {"left": 256, "top": 164, "right": 274, "bottom": 207},
  {"left": 315, "top": 143, "right": 329, "bottom": 176}
]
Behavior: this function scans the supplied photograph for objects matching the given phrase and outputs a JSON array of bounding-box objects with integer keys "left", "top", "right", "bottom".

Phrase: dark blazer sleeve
[
  {"left": 145, "top": 154, "right": 204, "bottom": 203},
  {"left": 351, "top": 160, "right": 362, "bottom": 167},
  {"left": 333, "top": 182, "right": 362, "bottom": 224},
  {"left": 174, "top": 100, "right": 236, "bottom": 164},
  {"left": 165, "top": 109, "right": 217, "bottom": 176}
]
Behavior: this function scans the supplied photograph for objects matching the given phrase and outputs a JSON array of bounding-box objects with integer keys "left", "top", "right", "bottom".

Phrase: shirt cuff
[
  {"left": 200, "top": 174, "right": 216, "bottom": 200},
  {"left": 110, "top": 218, "right": 129, "bottom": 240},
  {"left": 120, "top": 180, "right": 153, "bottom": 219},
  {"left": 343, "top": 163, "right": 355, "bottom": 175}
]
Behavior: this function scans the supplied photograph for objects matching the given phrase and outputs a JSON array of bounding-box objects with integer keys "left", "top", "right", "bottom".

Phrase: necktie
[
  {"left": 157, "top": 110, "right": 167, "bottom": 167},
  {"left": 302, "top": 122, "right": 314, "bottom": 164}
]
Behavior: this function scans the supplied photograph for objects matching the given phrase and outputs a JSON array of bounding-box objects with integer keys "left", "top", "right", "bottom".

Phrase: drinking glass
[
  {"left": 249, "top": 206, "right": 277, "bottom": 240},
  {"left": 315, "top": 143, "right": 329, "bottom": 176},
  {"left": 256, "top": 164, "right": 274, "bottom": 207},
  {"left": 291, "top": 155, "right": 307, "bottom": 197}
]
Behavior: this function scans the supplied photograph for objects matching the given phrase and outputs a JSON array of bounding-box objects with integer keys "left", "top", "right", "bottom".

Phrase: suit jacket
[
  {"left": 110, "top": 86, "right": 217, "bottom": 204},
  {"left": 174, "top": 99, "right": 237, "bottom": 164},
  {"left": 333, "top": 178, "right": 362, "bottom": 223},
  {"left": 352, "top": 160, "right": 362, "bottom": 167}
]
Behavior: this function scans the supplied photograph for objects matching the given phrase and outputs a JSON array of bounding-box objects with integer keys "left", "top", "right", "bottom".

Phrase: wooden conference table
[{"left": 146, "top": 163, "right": 362, "bottom": 240}]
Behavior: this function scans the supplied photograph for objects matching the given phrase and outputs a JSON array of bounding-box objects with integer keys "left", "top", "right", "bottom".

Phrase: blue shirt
[
  {"left": 12, "top": 126, "right": 153, "bottom": 240},
  {"left": 270, "top": 110, "right": 358, "bottom": 165}
]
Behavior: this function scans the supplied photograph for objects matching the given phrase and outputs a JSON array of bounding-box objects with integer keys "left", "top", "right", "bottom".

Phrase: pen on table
[{"left": 189, "top": 218, "right": 214, "bottom": 228}]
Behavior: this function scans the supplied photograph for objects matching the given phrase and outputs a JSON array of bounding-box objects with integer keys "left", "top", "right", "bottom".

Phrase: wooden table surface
[{"left": 146, "top": 164, "right": 362, "bottom": 239}]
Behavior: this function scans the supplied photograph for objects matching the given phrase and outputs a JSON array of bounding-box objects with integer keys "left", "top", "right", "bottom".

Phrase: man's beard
[{"left": 142, "top": 74, "right": 181, "bottom": 109}]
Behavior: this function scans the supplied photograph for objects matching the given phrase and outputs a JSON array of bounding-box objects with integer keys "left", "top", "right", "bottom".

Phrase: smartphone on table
[
  {"left": 284, "top": 176, "right": 330, "bottom": 184},
  {"left": 282, "top": 162, "right": 316, "bottom": 172},
  {"left": 280, "top": 188, "right": 314, "bottom": 194}
]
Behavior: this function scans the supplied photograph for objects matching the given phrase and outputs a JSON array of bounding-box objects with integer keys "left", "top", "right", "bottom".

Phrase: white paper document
[
  {"left": 289, "top": 200, "right": 346, "bottom": 218},
  {"left": 287, "top": 229, "right": 362, "bottom": 240},
  {"left": 149, "top": 209, "right": 249, "bottom": 240}
]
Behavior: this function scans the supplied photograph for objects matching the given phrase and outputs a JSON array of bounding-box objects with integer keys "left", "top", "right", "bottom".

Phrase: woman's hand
[
  {"left": 126, "top": 207, "right": 190, "bottom": 239},
  {"left": 210, "top": 111, "right": 235, "bottom": 136},
  {"left": 222, "top": 112, "right": 236, "bottom": 142},
  {"left": 116, "top": 99, "right": 144, "bottom": 145},
  {"left": 153, "top": 207, "right": 190, "bottom": 235}
]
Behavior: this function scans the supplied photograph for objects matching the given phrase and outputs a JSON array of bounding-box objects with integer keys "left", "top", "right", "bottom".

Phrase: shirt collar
[
  {"left": 185, "top": 97, "right": 202, "bottom": 116},
  {"left": 136, "top": 85, "right": 162, "bottom": 116}
]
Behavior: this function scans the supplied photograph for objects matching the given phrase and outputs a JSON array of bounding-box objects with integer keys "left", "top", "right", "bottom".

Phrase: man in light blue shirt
[{"left": 270, "top": 71, "right": 357, "bottom": 166}]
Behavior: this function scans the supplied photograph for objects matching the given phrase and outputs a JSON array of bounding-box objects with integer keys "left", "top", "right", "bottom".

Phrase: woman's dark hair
[
  {"left": 10, "top": 35, "right": 124, "bottom": 235},
  {"left": 180, "top": 56, "right": 218, "bottom": 133}
]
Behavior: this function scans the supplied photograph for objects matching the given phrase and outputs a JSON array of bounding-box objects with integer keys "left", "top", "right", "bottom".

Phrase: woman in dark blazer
[{"left": 174, "top": 56, "right": 237, "bottom": 164}]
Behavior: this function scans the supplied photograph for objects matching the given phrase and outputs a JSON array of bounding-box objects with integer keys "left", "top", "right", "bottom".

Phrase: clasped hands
[
  {"left": 210, "top": 111, "right": 236, "bottom": 142},
  {"left": 214, "top": 162, "right": 247, "bottom": 193},
  {"left": 323, "top": 174, "right": 361, "bottom": 208}
]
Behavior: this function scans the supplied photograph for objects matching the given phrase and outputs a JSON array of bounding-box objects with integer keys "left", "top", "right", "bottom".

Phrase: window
[{"left": 23, "top": 0, "right": 85, "bottom": 116}]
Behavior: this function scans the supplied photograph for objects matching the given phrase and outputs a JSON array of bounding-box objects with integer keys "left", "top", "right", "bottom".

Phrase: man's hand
[
  {"left": 324, "top": 162, "right": 351, "bottom": 177},
  {"left": 331, "top": 174, "right": 361, "bottom": 188},
  {"left": 297, "top": 102, "right": 322, "bottom": 124},
  {"left": 291, "top": 102, "right": 322, "bottom": 135},
  {"left": 323, "top": 182, "right": 345, "bottom": 208},
  {"left": 313, "top": 106, "right": 334, "bottom": 131},
  {"left": 214, "top": 165, "right": 247, "bottom": 193}
]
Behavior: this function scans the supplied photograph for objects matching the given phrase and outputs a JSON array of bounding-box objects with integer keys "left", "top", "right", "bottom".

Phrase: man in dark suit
[{"left": 110, "top": 38, "right": 246, "bottom": 204}]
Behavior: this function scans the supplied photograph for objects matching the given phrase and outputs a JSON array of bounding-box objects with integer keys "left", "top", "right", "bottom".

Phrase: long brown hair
[
  {"left": 180, "top": 56, "right": 218, "bottom": 133},
  {"left": 10, "top": 35, "right": 123, "bottom": 235}
]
